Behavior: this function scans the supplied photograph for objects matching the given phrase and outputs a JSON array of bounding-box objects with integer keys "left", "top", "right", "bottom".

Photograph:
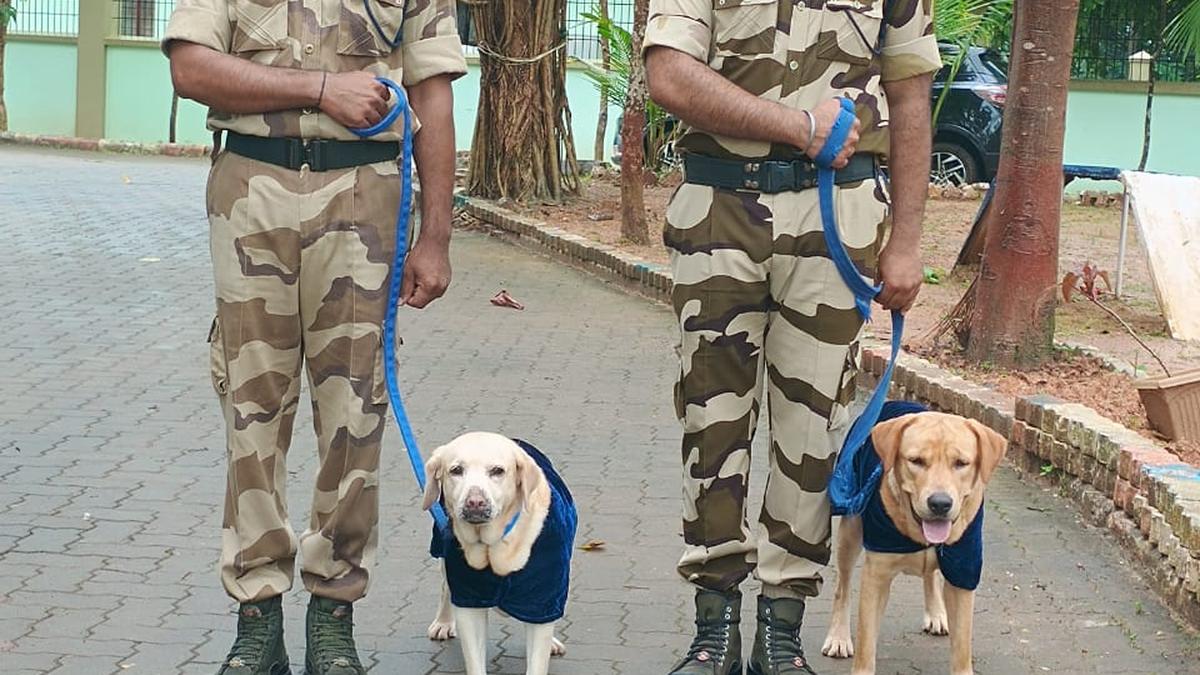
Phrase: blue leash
[
  {"left": 818, "top": 97, "right": 906, "bottom": 517},
  {"left": 351, "top": 78, "right": 450, "bottom": 532}
]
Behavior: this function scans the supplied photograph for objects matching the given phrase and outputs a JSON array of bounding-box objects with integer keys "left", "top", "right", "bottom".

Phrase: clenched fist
[{"left": 318, "top": 71, "right": 391, "bottom": 129}]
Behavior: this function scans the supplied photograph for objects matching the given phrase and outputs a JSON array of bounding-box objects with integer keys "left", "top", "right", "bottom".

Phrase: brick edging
[
  {"left": 456, "top": 195, "right": 673, "bottom": 301},
  {"left": 0, "top": 132, "right": 210, "bottom": 158},
  {"left": 464, "top": 194, "right": 1200, "bottom": 629}
]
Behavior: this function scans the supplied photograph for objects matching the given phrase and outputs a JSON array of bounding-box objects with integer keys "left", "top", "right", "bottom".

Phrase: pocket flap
[
  {"left": 714, "top": 0, "right": 774, "bottom": 7},
  {"left": 231, "top": 0, "right": 288, "bottom": 53}
]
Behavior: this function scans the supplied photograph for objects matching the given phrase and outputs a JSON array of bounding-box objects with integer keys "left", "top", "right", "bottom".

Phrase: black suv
[{"left": 613, "top": 44, "right": 1008, "bottom": 186}]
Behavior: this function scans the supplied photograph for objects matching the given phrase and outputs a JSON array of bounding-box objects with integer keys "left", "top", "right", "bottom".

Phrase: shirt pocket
[
  {"left": 817, "top": 0, "right": 885, "bottom": 66},
  {"left": 207, "top": 317, "right": 230, "bottom": 397},
  {"left": 338, "top": 0, "right": 407, "bottom": 57},
  {"left": 711, "top": 0, "right": 777, "bottom": 57},
  {"left": 231, "top": 0, "right": 288, "bottom": 54}
]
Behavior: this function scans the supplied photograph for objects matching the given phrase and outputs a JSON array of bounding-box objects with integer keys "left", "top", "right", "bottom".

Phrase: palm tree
[{"left": 931, "top": 0, "right": 1012, "bottom": 124}]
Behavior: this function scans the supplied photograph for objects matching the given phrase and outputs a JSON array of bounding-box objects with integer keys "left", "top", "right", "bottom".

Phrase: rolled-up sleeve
[
  {"left": 643, "top": 0, "right": 712, "bottom": 63},
  {"left": 880, "top": 0, "right": 942, "bottom": 82},
  {"left": 401, "top": 0, "right": 469, "bottom": 86},
  {"left": 161, "top": 0, "right": 232, "bottom": 56}
]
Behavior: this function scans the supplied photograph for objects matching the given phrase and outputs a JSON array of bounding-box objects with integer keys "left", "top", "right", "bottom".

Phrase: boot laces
[
  {"left": 761, "top": 607, "right": 813, "bottom": 672},
  {"left": 311, "top": 605, "right": 362, "bottom": 669},
  {"left": 225, "top": 606, "right": 272, "bottom": 668},
  {"left": 684, "top": 606, "right": 733, "bottom": 665}
]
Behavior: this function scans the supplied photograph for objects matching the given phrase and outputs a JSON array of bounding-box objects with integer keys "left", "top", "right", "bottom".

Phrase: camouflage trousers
[
  {"left": 206, "top": 150, "right": 401, "bottom": 604},
  {"left": 666, "top": 176, "right": 887, "bottom": 599}
]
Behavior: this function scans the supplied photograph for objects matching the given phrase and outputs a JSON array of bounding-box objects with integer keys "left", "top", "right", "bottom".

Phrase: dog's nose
[
  {"left": 465, "top": 495, "right": 487, "bottom": 511},
  {"left": 927, "top": 492, "right": 953, "bottom": 517}
]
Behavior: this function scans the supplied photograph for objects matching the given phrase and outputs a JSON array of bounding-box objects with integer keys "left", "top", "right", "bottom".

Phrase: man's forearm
[
  {"left": 169, "top": 42, "right": 320, "bottom": 113},
  {"left": 408, "top": 75, "right": 456, "bottom": 245},
  {"left": 645, "top": 47, "right": 806, "bottom": 149},
  {"left": 883, "top": 74, "right": 934, "bottom": 252}
]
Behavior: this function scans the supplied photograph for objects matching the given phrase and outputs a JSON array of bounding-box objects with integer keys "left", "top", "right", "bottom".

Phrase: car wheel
[{"left": 930, "top": 141, "right": 979, "bottom": 187}]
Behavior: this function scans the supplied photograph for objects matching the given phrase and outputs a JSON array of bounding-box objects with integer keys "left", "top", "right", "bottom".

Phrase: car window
[
  {"left": 936, "top": 50, "right": 976, "bottom": 84},
  {"left": 978, "top": 50, "right": 1009, "bottom": 83}
]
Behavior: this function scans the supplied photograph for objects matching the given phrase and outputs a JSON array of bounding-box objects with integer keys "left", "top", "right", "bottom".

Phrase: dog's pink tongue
[{"left": 922, "top": 519, "right": 952, "bottom": 544}]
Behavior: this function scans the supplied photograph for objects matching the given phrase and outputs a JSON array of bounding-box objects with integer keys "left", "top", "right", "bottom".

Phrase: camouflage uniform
[
  {"left": 164, "top": 0, "right": 466, "bottom": 606},
  {"left": 644, "top": 0, "right": 941, "bottom": 599}
]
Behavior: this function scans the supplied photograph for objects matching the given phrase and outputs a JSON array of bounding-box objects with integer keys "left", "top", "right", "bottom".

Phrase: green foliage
[
  {"left": 580, "top": 5, "right": 676, "bottom": 169},
  {"left": 1166, "top": 0, "right": 1200, "bottom": 63},
  {"left": 931, "top": 0, "right": 1012, "bottom": 125},
  {"left": 1, "top": 1, "right": 16, "bottom": 28}
]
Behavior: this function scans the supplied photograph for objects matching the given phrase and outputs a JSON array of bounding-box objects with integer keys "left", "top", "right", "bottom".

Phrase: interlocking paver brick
[{"left": 2, "top": 147, "right": 1197, "bottom": 674}]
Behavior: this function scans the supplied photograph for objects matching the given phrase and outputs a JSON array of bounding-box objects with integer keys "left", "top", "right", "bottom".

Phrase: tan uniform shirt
[
  {"left": 644, "top": 0, "right": 942, "bottom": 159},
  {"left": 163, "top": 0, "right": 468, "bottom": 141}
]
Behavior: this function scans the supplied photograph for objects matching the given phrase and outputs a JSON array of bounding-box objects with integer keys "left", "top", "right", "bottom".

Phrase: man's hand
[
  {"left": 400, "top": 238, "right": 452, "bottom": 309},
  {"left": 796, "top": 98, "right": 861, "bottom": 169},
  {"left": 319, "top": 71, "right": 391, "bottom": 129},
  {"left": 875, "top": 242, "right": 923, "bottom": 313}
]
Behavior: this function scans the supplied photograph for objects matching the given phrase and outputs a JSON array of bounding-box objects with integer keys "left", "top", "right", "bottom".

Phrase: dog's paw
[
  {"left": 821, "top": 632, "right": 854, "bottom": 659},
  {"left": 551, "top": 636, "right": 566, "bottom": 656},
  {"left": 923, "top": 612, "right": 950, "bottom": 636},
  {"left": 427, "top": 619, "right": 456, "bottom": 641}
]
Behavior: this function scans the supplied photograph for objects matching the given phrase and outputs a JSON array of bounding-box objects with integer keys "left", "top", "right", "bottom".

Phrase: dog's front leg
[
  {"left": 922, "top": 565, "right": 949, "bottom": 636},
  {"left": 524, "top": 621, "right": 556, "bottom": 675},
  {"left": 822, "top": 515, "right": 862, "bottom": 658},
  {"left": 428, "top": 562, "right": 456, "bottom": 640},
  {"left": 945, "top": 584, "right": 976, "bottom": 675},
  {"left": 850, "top": 554, "right": 894, "bottom": 675},
  {"left": 453, "top": 606, "right": 490, "bottom": 675}
]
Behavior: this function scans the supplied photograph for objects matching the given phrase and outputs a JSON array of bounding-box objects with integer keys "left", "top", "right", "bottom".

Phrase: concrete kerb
[
  {"left": 0, "top": 132, "right": 210, "bottom": 158},
  {"left": 465, "top": 194, "right": 1200, "bottom": 631}
]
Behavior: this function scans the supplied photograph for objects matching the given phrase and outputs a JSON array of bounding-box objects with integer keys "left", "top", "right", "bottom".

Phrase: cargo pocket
[
  {"left": 231, "top": 0, "right": 288, "bottom": 54},
  {"left": 817, "top": 1, "right": 885, "bottom": 66},
  {"left": 712, "top": 0, "right": 777, "bottom": 57},
  {"left": 827, "top": 341, "right": 862, "bottom": 432},
  {"left": 207, "top": 317, "right": 230, "bottom": 398},
  {"left": 371, "top": 329, "right": 403, "bottom": 404},
  {"left": 338, "top": 0, "right": 406, "bottom": 56}
]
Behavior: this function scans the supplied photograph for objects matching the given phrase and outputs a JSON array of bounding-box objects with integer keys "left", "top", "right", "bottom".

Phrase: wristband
[{"left": 801, "top": 109, "right": 817, "bottom": 155}]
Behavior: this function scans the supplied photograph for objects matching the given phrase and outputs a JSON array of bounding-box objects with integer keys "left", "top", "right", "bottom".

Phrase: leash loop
[
  {"left": 814, "top": 97, "right": 907, "bottom": 517},
  {"left": 352, "top": 78, "right": 450, "bottom": 532}
]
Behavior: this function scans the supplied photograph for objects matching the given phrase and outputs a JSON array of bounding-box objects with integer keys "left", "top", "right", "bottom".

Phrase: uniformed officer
[
  {"left": 643, "top": 1, "right": 941, "bottom": 672},
  {"left": 163, "top": 1, "right": 466, "bottom": 672}
]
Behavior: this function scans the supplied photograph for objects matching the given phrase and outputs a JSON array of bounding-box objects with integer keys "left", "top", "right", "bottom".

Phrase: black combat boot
[
  {"left": 216, "top": 596, "right": 290, "bottom": 675},
  {"left": 747, "top": 596, "right": 817, "bottom": 675},
  {"left": 305, "top": 596, "right": 365, "bottom": 675},
  {"left": 667, "top": 588, "right": 743, "bottom": 675}
]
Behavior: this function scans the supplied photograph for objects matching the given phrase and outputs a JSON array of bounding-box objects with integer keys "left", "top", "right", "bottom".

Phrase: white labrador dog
[{"left": 422, "top": 432, "right": 568, "bottom": 675}]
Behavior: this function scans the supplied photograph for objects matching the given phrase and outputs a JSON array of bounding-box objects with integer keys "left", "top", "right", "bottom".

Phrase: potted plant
[{"left": 1062, "top": 263, "right": 1200, "bottom": 442}]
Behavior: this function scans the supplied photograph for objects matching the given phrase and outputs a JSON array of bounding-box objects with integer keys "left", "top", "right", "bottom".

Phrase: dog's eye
[
  {"left": 448, "top": 465, "right": 464, "bottom": 476},
  {"left": 488, "top": 466, "right": 506, "bottom": 477},
  {"left": 908, "top": 457, "right": 927, "bottom": 468},
  {"left": 954, "top": 459, "right": 971, "bottom": 469}
]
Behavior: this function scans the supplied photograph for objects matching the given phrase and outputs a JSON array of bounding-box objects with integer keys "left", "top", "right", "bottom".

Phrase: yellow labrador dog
[
  {"left": 422, "top": 432, "right": 573, "bottom": 675},
  {"left": 821, "top": 411, "right": 1006, "bottom": 675}
]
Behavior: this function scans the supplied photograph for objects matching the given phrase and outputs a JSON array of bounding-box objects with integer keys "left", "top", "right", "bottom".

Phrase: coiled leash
[
  {"left": 820, "top": 97, "right": 906, "bottom": 517},
  {"left": 351, "top": 78, "right": 450, "bottom": 532}
]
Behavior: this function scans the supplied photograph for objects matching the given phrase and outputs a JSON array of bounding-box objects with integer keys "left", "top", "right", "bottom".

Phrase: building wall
[{"left": 4, "top": 33, "right": 1200, "bottom": 178}]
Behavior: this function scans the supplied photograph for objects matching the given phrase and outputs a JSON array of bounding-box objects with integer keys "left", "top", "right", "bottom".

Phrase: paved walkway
[{"left": 0, "top": 147, "right": 1196, "bottom": 675}]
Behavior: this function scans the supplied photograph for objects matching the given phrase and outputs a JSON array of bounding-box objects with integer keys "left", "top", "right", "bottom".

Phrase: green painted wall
[
  {"left": 105, "top": 44, "right": 209, "bottom": 145},
  {"left": 6, "top": 37, "right": 1200, "bottom": 177},
  {"left": 5, "top": 40, "right": 77, "bottom": 136}
]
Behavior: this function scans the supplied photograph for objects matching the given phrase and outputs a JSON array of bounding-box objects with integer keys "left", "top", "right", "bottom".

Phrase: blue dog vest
[
  {"left": 852, "top": 401, "right": 985, "bottom": 591},
  {"left": 430, "top": 440, "right": 577, "bottom": 624}
]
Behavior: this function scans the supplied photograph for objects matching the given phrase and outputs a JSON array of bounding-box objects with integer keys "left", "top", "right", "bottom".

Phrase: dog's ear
[
  {"left": 515, "top": 449, "right": 551, "bottom": 514},
  {"left": 421, "top": 447, "right": 446, "bottom": 511},
  {"left": 871, "top": 414, "right": 920, "bottom": 473},
  {"left": 967, "top": 419, "right": 1007, "bottom": 484}
]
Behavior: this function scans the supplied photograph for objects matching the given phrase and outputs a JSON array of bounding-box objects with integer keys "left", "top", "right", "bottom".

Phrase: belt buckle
[
  {"left": 793, "top": 159, "right": 816, "bottom": 190},
  {"left": 759, "top": 161, "right": 792, "bottom": 193}
]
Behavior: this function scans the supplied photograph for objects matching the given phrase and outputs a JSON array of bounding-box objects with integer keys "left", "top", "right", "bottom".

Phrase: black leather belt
[
  {"left": 683, "top": 153, "right": 877, "bottom": 193},
  {"left": 225, "top": 131, "right": 400, "bottom": 172}
]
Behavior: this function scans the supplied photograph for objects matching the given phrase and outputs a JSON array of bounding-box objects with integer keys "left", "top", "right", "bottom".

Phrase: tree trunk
[
  {"left": 1138, "top": 55, "right": 1156, "bottom": 171},
  {"left": 170, "top": 92, "right": 179, "bottom": 144},
  {"left": 965, "top": 0, "right": 1080, "bottom": 368},
  {"left": 619, "top": 0, "right": 649, "bottom": 245},
  {"left": 467, "top": 0, "right": 579, "bottom": 202},
  {"left": 593, "top": 0, "right": 611, "bottom": 163},
  {"left": 0, "top": 2, "right": 9, "bottom": 133}
]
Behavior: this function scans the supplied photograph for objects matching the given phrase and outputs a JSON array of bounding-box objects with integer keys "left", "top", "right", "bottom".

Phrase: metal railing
[
  {"left": 112, "top": 0, "right": 172, "bottom": 40},
  {"left": 565, "top": 0, "right": 633, "bottom": 62},
  {"left": 7, "top": 0, "right": 79, "bottom": 36},
  {"left": 1073, "top": 2, "right": 1198, "bottom": 82}
]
